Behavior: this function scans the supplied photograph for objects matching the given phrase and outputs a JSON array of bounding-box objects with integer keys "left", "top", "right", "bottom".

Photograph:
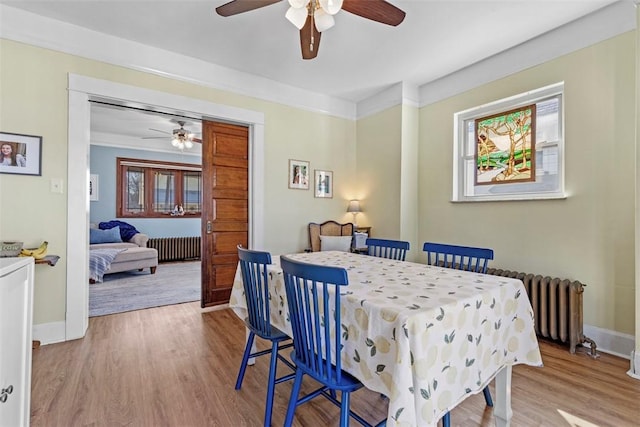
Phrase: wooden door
[{"left": 201, "top": 121, "right": 248, "bottom": 307}]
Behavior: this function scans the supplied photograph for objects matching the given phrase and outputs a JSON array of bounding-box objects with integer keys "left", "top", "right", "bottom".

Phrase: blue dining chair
[
  {"left": 422, "top": 242, "right": 494, "bottom": 427},
  {"left": 280, "top": 255, "right": 386, "bottom": 427},
  {"left": 235, "top": 246, "right": 295, "bottom": 427},
  {"left": 366, "top": 238, "right": 410, "bottom": 261},
  {"left": 422, "top": 242, "right": 494, "bottom": 273}
]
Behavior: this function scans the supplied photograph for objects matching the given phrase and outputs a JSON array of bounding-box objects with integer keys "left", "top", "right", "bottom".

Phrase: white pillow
[{"left": 319, "top": 235, "right": 352, "bottom": 252}]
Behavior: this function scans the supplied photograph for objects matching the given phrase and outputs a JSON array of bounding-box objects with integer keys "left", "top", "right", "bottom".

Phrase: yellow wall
[
  {"left": 355, "top": 106, "right": 402, "bottom": 239},
  {"left": 418, "top": 31, "right": 636, "bottom": 334},
  {"left": 1, "top": 30, "right": 636, "bottom": 337},
  {"left": 0, "top": 39, "right": 356, "bottom": 325}
]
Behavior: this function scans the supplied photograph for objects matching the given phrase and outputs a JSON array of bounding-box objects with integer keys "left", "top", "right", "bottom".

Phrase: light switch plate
[{"left": 50, "top": 178, "right": 63, "bottom": 193}]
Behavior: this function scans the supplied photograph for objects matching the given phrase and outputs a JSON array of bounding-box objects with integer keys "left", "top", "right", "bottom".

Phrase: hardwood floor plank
[{"left": 31, "top": 302, "right": 640, "bottom": 426}]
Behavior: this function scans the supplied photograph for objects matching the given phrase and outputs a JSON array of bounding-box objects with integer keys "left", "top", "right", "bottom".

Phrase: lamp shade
[{"left": 347, "top": 200, "right": 361, "bottom": 213}]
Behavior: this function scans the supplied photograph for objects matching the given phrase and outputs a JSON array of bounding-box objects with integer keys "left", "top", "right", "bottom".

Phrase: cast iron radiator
[
  {"left": 486, "top": 268, "right": 597, "bottom": 356},
  {"left": 147, "top": 237, "right": 201, "bottom": 262}
]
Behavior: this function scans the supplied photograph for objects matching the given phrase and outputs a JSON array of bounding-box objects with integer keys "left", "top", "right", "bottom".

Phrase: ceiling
[
  {"left": 0, "top": 0, "right": 621, "bottom": 150},
  {"left": 2, "top": 0, "right": 617, "bottom": 103}
]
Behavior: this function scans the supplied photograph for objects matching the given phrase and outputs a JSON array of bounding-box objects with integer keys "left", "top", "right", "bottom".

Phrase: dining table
[{"left": 229, "top": 251, "right": 543, "bottom": 427}]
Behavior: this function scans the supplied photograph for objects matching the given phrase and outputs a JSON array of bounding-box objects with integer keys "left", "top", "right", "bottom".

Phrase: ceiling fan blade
[
  {"left": 192, "top": 137, "right": 203, "bottom": 144},
  {"left": 148, "top": 128, "right": 171, "bottom": 135},
  {"left": 216, "top": 0, "right": 282, "bottom": 17},
  {"left": 341, "top": 0, "right": 406, "bottom": 26},
  {"left": 300, "top": 15, "right": 321, "bottom": 60}
]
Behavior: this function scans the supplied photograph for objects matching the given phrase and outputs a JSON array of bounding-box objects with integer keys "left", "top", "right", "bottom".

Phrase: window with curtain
[{"left": 117, "top": 157, "right": 202, "bottom": 218}]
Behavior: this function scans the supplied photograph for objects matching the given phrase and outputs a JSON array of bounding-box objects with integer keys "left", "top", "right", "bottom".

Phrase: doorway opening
[
  {"left": 66, "top": 74, "right": 265, "bottom": 341},
  {"left": 88, "top": 101, "right": 204, "bottom": 317}
]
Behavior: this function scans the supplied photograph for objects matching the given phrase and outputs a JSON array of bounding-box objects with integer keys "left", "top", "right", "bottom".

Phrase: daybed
[{"left": 89, "top": 224, "right": 158, "bottom": 283}]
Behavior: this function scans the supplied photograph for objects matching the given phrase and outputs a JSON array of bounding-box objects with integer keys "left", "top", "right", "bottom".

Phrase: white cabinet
[{"left": 0, "top": 257, "right": 35, "bottom": 427}]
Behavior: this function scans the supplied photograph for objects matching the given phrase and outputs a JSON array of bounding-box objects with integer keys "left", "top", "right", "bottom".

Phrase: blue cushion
[{"left": 90, "top": 226, "right": 123, "bottom": 244}]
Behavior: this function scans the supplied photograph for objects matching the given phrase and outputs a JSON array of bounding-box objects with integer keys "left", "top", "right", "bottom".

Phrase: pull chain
[{"left": 310, "top": 5, "right": 314, "bottom": 52}]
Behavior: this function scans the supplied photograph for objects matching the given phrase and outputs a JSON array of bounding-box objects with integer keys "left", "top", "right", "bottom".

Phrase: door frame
[{"left": 66, "top": 74, "right": 265, "bottom": 340}]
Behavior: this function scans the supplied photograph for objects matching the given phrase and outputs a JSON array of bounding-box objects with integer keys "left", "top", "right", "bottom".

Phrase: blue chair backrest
[
  {"left": 366, "top": 238, "right": 410, "bottom": 261},
  {"left": 422, "top": 242, "right": 494, "bottom": 273},
  {"left": 280, "top": 255, "right": 349, "bottom": 386},
  {"left": 237, "top": 245, "right": 274, "bottom": 337}
]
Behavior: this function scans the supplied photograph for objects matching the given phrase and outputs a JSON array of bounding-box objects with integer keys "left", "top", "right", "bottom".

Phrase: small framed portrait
[
  {"left": 89, "top": 174, "right": 99, "bottom": 201},
  {"left": 314, "top": 169, "right": 333, "bottom": 198},
  {"left": 288, "top": 159, "right": 310, "bottom": 190},
  {"left": 0, "top": 132, "right": 42, "bottom": 176}
]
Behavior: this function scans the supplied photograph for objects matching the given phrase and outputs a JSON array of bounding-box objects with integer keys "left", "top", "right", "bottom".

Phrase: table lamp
[{"left": 347, "top": 200, "right": 362, "bottom": 226}]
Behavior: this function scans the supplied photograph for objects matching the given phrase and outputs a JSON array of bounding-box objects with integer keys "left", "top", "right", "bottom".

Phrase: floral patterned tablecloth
[{"left": 230, "top": 251, "right": 543, "bottom": 426}]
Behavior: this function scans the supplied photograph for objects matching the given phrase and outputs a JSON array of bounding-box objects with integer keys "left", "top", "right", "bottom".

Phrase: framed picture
[
  {"left": 314, "top": 169, "right": 333, "bottom": 198},
  {"left": 89, "top": 174, "right": 99, "bottom": 201},
  {"left": 0, "top": 132, "right": 42, "bottom": 176},
  {"left": 288, "top": 159, "right": 310, "bottom": 190},
  {"left": 474, "top": 104, "right": 536, "bottom": 185}
]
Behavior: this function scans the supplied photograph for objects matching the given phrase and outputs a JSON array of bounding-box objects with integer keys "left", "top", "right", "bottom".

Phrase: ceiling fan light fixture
[
  {"left": 319, "top": 0, "right": 342, "bottom": 15},
  {"left": 286, "top": 6, "right": 308, "bottom": 29},
  {"left": 288, "top": 0, "right": 309, "bottom": 8},
  {"left": 171, "top": 138, "right": 180, "bottom": 147},
  {"left": 314, "top": 8, "right": 334, "bottom": 32},
  {"left": 185, "top": 140, "right": 194, "bottom": 149}
]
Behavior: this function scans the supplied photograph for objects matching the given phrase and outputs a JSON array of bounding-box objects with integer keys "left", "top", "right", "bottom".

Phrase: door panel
[
  {"left": 212, "top": 199, "right": 248, "bottom": 222},
  {"left": 201, "top": 121, "right": 249, "bottom": 307},
  {"left": 213, "top": 166, "right": 248, "bottom": 191}
]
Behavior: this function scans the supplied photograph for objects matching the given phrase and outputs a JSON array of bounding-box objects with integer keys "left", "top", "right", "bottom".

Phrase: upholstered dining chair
[
  {"left": 307, "top": 220, "right": 354, "bottom": 252},
  {"left": 280, "top": 256, "right": 386, "bottom": 427},
  {"left": 235, "top": 246, "right": 295, "bottom": 427},
  {"left": 366, "top": 238, "right": 410, "bottom": 261},
  {"left": 422, "top": 242, "right": 495, "bottom": 427}
]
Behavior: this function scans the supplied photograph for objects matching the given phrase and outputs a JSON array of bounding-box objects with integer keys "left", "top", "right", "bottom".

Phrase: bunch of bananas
[{"left": 19, "top": 241, "right": 48, "bottom": 259}]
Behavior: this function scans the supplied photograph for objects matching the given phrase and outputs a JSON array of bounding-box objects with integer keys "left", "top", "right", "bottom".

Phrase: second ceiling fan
[{"left": 215, "top": 0, "right": 405, "bottom": 59}]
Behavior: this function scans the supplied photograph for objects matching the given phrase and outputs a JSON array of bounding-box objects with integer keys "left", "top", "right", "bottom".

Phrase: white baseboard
[
  {"left": 32, "top": 321, "right": 66, "bottom": 346},
  {"left": 582, "top": 324, "right": 635, "bottom": 359},
  {"left": 627, "top": 350, "right": 640, "bottom": 380}
]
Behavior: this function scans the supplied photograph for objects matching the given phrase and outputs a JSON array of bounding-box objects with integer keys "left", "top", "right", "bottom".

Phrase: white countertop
[{"left": 0, "top": 257, "right": 34, "bottom": 276}]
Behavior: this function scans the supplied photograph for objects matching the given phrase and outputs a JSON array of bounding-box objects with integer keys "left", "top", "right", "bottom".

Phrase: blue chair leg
[
  {"left": 235, "top": 332, "right": 255, "bottom": 390},
  {"left": 263, "top": 340, "right": 280, "bottom": 427},
  {"left": 442, "top": 411, "right": 450, "bottom": 427},
  {"left": 284, "top": 370, "right": 304, "bottom": 427},
  {"left": 483, "top": 386, "right": 493, "bottom": 407},
  {"left": 339, "top": 391, "right": 350, "bottom": 427}
]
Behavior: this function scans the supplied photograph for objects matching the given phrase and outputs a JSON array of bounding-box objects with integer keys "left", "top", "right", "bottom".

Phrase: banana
[{"left": 19, "top": 241, "right": 48, "bottom": 259}]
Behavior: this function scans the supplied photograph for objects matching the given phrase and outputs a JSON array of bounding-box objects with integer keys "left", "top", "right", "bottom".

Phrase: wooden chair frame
[
  {"left": 236, "top": 246, "right": 295, "bottom": 427},
  {"left": 308, "top": 220, "right": 354, "bottom": 252}
]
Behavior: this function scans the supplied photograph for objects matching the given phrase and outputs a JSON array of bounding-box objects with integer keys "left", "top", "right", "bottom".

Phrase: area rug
[{"left": 89, "top": 261, "right": 200, "bottom": 317}]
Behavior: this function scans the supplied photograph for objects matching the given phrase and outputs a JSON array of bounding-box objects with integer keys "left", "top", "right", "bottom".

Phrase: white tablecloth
[{"left": 230, "top": 251, "right": 543, "bottom": 426}]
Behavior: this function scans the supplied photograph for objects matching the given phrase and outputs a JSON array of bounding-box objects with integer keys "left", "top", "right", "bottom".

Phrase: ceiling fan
[
  {"left": 215, "top": 0, "right": 405, "bottom": 59},
  {"left": 143, "top": 120, "right": 202, "bottom": 150}
]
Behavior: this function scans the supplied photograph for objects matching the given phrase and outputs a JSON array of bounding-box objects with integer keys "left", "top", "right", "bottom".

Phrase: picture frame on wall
[
  {"left": 0, "top": 131, "right": 42, "bottom": 176},
  {"left": 314, "top": 169, "right": 333, "bottom": 198},
  {"left": 89, "top": 174, "right": 99, "bottom": 201},
  {"left": 288, "top": 159, "right": 310, "bottom": 190}
]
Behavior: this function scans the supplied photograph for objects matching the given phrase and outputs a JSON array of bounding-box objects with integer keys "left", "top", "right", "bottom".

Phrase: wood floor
[{"left": 31, "top": 302, "right": 640, "bottom": 426}]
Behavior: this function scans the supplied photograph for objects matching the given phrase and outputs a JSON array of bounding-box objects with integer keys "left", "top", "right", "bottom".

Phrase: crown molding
[
  {"left": 0, "top": 4, "right": 356, "bottom": 120},
  {"left": 0, "top": 2, "right": 635, "bottom": 121},
  {"left": 355, "top": 82, "right": 419, "bottom": 119}
]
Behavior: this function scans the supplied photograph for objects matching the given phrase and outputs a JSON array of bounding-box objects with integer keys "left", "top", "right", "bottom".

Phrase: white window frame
[{"left": 452, "top": 82, "right": 566, "bottom": 202}]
